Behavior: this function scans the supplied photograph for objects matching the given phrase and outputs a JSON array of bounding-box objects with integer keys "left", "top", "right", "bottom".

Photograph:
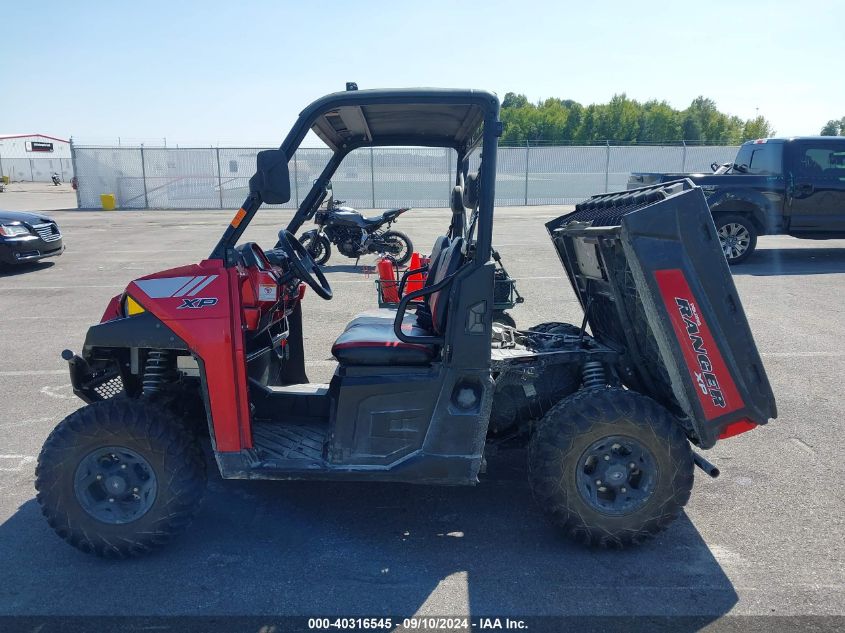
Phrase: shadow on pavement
[
  {"left": 734, "top": 247, "right": 845, "bottom": 276},
  {"left": 0, "top": 261, "right": 54, "bottom": 277},
  {"left": 0, "top": 450, "right": 736, "bottom": 630}
]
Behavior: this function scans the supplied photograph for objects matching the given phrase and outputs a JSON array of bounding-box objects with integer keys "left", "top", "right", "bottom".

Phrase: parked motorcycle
[
  {"left": 51, "top": 173, "right": 61, "bottom": 186},
  {"left": 299, "top": 183, "right": 413, "bottom": 266}
]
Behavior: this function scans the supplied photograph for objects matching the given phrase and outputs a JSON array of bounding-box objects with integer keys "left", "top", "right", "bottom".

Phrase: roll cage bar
[{"left": 210, "top": 88, "right": 501, "bottom": 265}]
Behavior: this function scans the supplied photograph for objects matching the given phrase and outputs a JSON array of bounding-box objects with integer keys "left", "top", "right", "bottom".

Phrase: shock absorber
[
  {"left": 581, "top": 360, "right": 607, "bottom": 390},
  {"left": 142, "top": 350, "right": 175, "bottom": 395}
]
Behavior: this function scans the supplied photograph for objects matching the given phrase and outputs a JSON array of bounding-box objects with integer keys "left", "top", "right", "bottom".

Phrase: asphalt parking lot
[{"left": 1, "top": 185, "right": 844, "bottom": 628}]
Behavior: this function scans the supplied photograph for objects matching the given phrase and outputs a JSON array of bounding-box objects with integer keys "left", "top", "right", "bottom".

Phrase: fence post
[
  {"left": 524, "top": 140, "right": 530, "bottom": 205},
  {"left": 70, "top": 138, "right": 81, "bottom": 209},
  {"left": 681, "top": 140, "right": 687, "bottom": 172},
  {"left": 604, "top": 140, "right": 610, "bottom": 193},
  {"left": 446, "top": 148, "right": 451, "bottom": 198},
  {"left": 29, "top": 159, "right": 34, "bottom": 182},
  {"left": 370, "top": 146, "right": 376, "bottom": 208},
  {"left": 215, "top": 147, "right": 224, "bottom": 209},
  {"left": 139, "top": 146, "right": 149, "bottom": 209},
  {"left": 293, "top": 152, "right": 300, "bottom": 208}
]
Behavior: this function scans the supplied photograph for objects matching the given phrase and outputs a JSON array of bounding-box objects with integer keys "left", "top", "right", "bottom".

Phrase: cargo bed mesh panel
[{"left": 564, "top": 184, "right": 680, "bottom": 226}]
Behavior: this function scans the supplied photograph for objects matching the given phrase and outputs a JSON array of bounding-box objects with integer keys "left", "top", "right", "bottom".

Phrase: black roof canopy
[{"left": 303, "top": 88, "right": 495, "bottom": 151}]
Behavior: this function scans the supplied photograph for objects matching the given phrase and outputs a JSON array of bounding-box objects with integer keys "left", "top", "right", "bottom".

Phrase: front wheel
[
  {"left": 528, "top": 388, "right": 694, "bottom": 548},
  {"left": 380, "top": 230, "right": 413, "bottom": 266},
  {"left": 299, "top": 232, "right": 331, "bottom": 265},
  {"left": 35, "top": 399, "right": 206, "bottom": 558},
  {"left": 714, "top": 214, "right": 757, "bottom": 264}
]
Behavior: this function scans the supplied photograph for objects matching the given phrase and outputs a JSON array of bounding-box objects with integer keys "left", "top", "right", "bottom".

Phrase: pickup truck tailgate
[{"left": 547, "top": 180, "right": 776, "bottom": 448}]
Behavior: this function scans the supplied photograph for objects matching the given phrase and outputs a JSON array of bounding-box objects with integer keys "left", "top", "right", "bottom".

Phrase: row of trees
[
  {"left": 820, "top": 117, "right": 845, "bottom": 136},
  {"left": 499, "top": 93, "right": 774, "bottom": 145}
]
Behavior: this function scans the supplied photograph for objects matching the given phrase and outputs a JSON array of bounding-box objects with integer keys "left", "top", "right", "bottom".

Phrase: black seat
[{"left": 331, "top": 322, "right": 437, "bottom": 366}]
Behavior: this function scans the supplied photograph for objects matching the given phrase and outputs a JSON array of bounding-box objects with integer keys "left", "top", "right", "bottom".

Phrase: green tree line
[
  {"left": 500, "top": 93, "right": 774, "bottom": 145},
  {"left": 820, "top": 117, "right": 845, "bottom": 136}
]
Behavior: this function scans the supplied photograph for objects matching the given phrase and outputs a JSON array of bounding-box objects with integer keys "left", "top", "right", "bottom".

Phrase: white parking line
[
  {"left": 0, "top": 369, "right": 68, "bottom": 376},
  {"left": 0, "top": 455, "right": 35, "bottom": 472}
]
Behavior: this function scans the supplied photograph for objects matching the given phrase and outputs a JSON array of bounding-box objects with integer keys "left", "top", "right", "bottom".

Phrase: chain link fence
[
  {"left": 72, "top": 143, "right": 739, "bottom": 209},
  {"left": 0, "top": 156, "right": 74, "bottom": 183}
]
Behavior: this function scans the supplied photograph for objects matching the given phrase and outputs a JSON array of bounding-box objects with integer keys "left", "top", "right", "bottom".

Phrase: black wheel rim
[
  {"left": 73, "top": 446, "right": 157, "bottom": 525},
  {"left": 575, "top": 435, "right": 657, "bottom": 516},
  {"left": 302, "top": 236, "right": 325, "bottom": 261},
  {"left": 384, "top": 236, "right": 409, "bottom": 262}
]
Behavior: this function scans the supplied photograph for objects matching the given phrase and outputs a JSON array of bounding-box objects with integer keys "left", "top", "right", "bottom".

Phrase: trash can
[
  {"left": 1, "top": 176, "right": 9, "bottom": 185},
  {"left": 100, "top": 193, "right": 116, "bottom": 211}
]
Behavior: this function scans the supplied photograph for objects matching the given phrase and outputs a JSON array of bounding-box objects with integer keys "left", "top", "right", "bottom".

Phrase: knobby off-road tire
[
  {"left": 35, "top": 399, "right": 206, "bottom": 558},
  {"left": 529, "top": 322, "right": 583, "bottom": 337},
  {"left": 382, "top": 230, "right": 413, "bottom": 266},
  {"left": 144, "top": 383, "right": 208, "bottom": 439},
  {"left": 528, "top": 387, "right": 694, "bottom": 548}
]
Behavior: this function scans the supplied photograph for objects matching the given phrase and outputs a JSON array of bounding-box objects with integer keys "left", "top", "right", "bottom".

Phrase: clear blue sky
[{"left": 1, "top": 0, "right": 842, "bottom": 146}]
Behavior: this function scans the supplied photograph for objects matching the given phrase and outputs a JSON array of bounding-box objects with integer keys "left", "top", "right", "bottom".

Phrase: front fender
[{"left": 82, "top": 311, "right": 189, "bottom": 352}]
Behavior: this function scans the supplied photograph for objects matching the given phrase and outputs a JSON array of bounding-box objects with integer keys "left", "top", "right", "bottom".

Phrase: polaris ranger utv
[{"left": 36, "top": 88, "right": 776, "bottom": 558}]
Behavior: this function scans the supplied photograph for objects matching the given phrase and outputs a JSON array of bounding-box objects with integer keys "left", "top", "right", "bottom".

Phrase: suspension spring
[
  {"left": 142, "top": 350, "right": 175, "bottom": 395},
  {"left": 581, "top": 360, "right": 607, "bottom": 390}
]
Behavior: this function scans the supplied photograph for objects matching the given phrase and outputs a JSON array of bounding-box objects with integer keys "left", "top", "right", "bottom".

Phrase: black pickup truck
[{"left": 628, "top": 137, "right": 845, "bottom": 263}]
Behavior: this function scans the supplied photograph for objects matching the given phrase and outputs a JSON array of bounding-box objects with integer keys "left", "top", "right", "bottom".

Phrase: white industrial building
[{"left": 0, "top": 134, "right": 74, "bottom": 182}]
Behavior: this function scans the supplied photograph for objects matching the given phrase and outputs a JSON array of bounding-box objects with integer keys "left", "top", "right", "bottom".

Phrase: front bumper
[{"left": 0, "top": 234, "right": 64, "bottom": 265}]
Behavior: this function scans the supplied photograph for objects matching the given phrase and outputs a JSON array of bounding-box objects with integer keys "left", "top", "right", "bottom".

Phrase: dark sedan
[{"left": 0, "top": 210, "right": 64, "bottom": 266}]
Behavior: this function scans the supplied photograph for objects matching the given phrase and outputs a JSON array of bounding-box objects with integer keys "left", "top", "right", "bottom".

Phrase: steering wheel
[{"left": 276, "top": 230, "right": 333, "bottom": 300}]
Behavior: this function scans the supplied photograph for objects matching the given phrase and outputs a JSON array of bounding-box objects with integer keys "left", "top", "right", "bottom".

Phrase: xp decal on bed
[{"left": 35, "top": 88, "right": 775, "bottom": 558}]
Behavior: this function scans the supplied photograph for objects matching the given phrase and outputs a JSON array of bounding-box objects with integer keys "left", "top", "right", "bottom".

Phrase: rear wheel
[
  {"left": 529, "top": 322, "right": 582, "bottom": 337},
  {"left": 381, "top": 230, "right": 413, "bottom": 266},
  {"left": 35, "top": 399, "right": 206, "bottom": 558},
  {"left": 299, "top": 233, "right": 331, "bottom": 265},
  {"left": 528, "top": 388, "right": 693, "bottom": 548},
  {"left": 714, "top": 214, "right": 757, "bottom": 264},
  {"left": 493, "top": 311, "right": 516, "bottom": 328}
]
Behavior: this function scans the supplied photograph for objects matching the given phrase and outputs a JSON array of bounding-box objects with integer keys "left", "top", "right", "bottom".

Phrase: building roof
[{"left": 0, "top": 134, "right": 70, "bottom": 143}]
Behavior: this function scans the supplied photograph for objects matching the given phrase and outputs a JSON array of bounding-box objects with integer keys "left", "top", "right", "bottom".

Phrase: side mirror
[{"left": 249, "top": 149, "right": 291, "bottom": 204}]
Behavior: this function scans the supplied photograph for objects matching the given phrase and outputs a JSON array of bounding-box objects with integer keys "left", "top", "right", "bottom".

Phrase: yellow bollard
[{"left": 100, "top": 193, "right": 116, "bottom": 211}]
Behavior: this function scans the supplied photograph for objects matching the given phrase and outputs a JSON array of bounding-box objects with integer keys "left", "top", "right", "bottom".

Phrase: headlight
[
  {"left": 123, "top": 295, "right": 146, "bottom": 316},
  {"left": 0, "top": 224, "right": 30, "bottom": 237}
]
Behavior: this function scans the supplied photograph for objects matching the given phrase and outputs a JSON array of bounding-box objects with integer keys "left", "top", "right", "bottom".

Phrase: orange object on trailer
[
  {"left": 377, "top": 257, "right": 400, "bottom": 303},
  {"left": 405, "top": 252, "right": 424, "bottom": 295}
]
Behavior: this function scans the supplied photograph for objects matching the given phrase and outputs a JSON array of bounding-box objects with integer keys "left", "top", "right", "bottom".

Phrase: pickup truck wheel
[
  {"left": 528, "top": 388, "right": 693, "bottom": 548},
  {"left": 35, "top": 399, "right": 206, "bottom": 558},
  {"left": 714, "top": 214, "right": 757, "bottom": 264}
]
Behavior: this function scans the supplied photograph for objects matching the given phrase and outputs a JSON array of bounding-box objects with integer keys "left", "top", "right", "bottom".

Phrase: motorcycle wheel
[
  {"left": 299, "top": 233, "right": 331, "bottom": 265},
  {"left": 381, "top": 231, "right": 413, "bottom": 266}
]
